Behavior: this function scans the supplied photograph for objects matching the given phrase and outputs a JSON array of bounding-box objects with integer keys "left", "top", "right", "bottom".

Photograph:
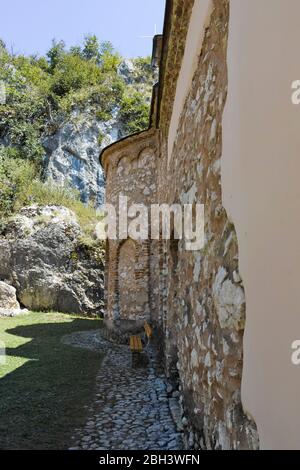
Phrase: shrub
[
  {"left": 97, "top": 131, "right": 105, "bottom": 146},
  {"left": 16, "top": 179, "right": 104, "bottom": 243},
  {"left": 118, "top": 90, "right": 150, "bottom": 135},
  {"left": 0, "top": 53, "right": 50, "bottom": 164},
  {"left": 0, "top": 154, "right": 38, "bottom": 216},
  {"left": 0, "top": 35, "right": 151, "bottom": 231},
  {"left": 46, "top": 40, "right": 66, "bottom": 71},
  {"left": 132, "top": 56, "right": 153, "bottom": 83},
  {"left": 50, "top": 54, "right": 103, "bottom": 96},
  {"left": 82, "top": 35, "right": 101, "bottom": 62},
  {"left": 58, "top": 74, "right": 124, "bottom": 115}
]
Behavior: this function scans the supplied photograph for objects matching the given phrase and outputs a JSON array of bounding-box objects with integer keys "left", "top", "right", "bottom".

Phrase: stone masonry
[
  {"left": 100, "top": 0, "right": 259, "bottom": 450},
  {"left": 102, "top": 129, "right": 160, "bottom": 323}
]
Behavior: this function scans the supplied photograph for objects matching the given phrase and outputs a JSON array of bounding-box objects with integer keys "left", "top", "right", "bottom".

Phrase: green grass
[{"left": 0, "top": 311, "right": 104, "bottom": 450}]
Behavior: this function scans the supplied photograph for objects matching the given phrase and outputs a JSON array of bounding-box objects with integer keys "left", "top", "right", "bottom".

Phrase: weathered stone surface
[
  {"left": 213, "top": 273, "right": 245, "bottom": 330},
  {"left": 43, "top": 60, "right": 152, "bottom": 208},
  {"left": 102, "top": 130, "right": 159, "bottom": 322},
  {"left": 0, "top": 205, "right": 104, "bottom": 315},
  {"left": 0, "top": 281, "right": 19, "bottom": 310},
  {"left": 117, "top": 59, "right": 135, "bottom": 84},
  {"left": 43, "top": 110, "right": 113, "bottom": 208},
  {"left": 0, "top": 281, "right": 24, "bottom": 316},
  {"left": 154, "top": 0, "right": 258, "bottom": 449}
]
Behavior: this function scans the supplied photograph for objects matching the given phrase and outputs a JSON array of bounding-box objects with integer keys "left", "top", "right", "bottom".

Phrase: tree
[
  {"left": 119, "top": 91, "right": 150, "bottom": 135},
  {"left": 100, "top": 41, "right": 121, "bottom": 71},
  {"left": 0, "top": 39, "right": 6, "bottom": 55},
  {"left": 50, "top": 54, "right": 103, "bottom": 96},
  {"left": 100, "top": 41, "right": 114, "bottom": 57},
  {"left": 46, "top": 39, "right": 65, "bottom": 70},
  {"left": 69, "top": 45, "right": 82, "bottom": 57},
  {"left": 0, "top": 152, "right": 37, "bottom": 216},
  {"left": 82, "top": 35, "right": 100, "bottom": 62}
]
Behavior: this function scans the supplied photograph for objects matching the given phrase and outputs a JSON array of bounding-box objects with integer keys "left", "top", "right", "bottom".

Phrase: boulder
[
  {"left": 0, "top": 205, "right": 105, "bottom": 316},
  {"left": 0, "top": 281, "right": 25, "bottom": 317},
  {"left": 0, "top": 281, "right": 19, "bottom": 310}
]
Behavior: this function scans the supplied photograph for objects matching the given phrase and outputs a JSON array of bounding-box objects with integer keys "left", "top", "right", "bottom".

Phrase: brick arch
[
  {"left": 137, "top": 146, "right": 156, "bottom": 161},
  {"left": 115, "top": 143, "right": 157, "bottom": 169},
  {"left": 117, "top": 238, "right": 150, "bottom": 320}
]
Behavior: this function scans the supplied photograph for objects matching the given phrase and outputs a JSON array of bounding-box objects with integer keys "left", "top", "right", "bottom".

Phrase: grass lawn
[{"left": 0, "top": 311, "right": 103, "bottom": 450}]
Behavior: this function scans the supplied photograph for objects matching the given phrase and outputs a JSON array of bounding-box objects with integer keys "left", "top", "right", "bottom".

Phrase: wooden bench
[
  {"left": 144, "top": 321, "right": 153, "bottom": 340},
  {"left": 130, "top": 335, "right": 143, "bottom": 353},
  {"left": 129, "top": 322, "right": 153, "bottom": 363}
]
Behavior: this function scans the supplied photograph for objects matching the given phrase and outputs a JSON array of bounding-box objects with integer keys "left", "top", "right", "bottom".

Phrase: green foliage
[
  {"left": 96, "top": 109, "right": 112, "bottom": 121},
  {"left": 0, "top": 153, "right": 38, "bottom": 216},
  {"left": 58, "top": 73, "right": 124, "bottom": 114},
  {"left": 15, "top": 178, "right": 79, "bottom": 210},
  {"left": 50, "top": 53, "right": 103, "bottom": 96},
  {"left": 99, "top": 41, "right": 121, "bottom": 72},
  {"left": 0, "top": 52, "right": 50, "bottom": 163},
  {"left": 0, "top": 35, "right": 151, "bottom": 157},
  {"left": 0, "top": 150, "right": 103, "bottom": 245},
  {"left": 119, "top": 90, "right": 150, "bottom": 135},
  {"left": 0, "top": 39, "right": 6, "bottom": 54},
  {"left": 46, "top": 39, "right": 65, "bottom": 71},
  {"left": 97, "top": 130, "right": 105, "bottom": 146},
  {"left": 82, "top": 34, "right": 101, "bottom": 62},
  {"left": 15, "top": 179, "right": 104, "bottom": 242},
  {"left": 117, "top": 56, "right": 153, "bottom": 135},
  {"left": 70, "top": 36, "right": 121, "bottom": 71},
  {"left": 12, "top": 55, "right": 51, "bottom": 90},
  {"left": 132, "top": 56, "right": 153, "bottom": 83},
  {"left": 0, "top": 34, "right": 152, "bottom": 226},
  {"left": 33, "top": 56, "right": 50, "bottom": 73}
]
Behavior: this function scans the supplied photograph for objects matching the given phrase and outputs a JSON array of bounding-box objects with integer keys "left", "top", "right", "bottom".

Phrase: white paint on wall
[{"left": 222, "top": 0, "right": 300, "bottom": 450}]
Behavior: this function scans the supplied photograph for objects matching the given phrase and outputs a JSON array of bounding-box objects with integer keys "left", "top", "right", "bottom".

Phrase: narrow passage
[{"left": 65, "top": 331, "right": 183, "bottom": 450}]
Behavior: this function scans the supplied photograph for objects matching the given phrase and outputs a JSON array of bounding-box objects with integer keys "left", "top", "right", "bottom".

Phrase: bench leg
[
  {"left": 131, "top": 351, "right": 149, "bottom": 368},
  {"left": 131, "top": 352, "right": 141, "bottom": 368}
]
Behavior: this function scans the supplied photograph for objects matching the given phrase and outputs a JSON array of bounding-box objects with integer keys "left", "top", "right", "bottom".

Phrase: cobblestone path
[{"left": 64, "top": 331, "right": 183, "bottom": 450}]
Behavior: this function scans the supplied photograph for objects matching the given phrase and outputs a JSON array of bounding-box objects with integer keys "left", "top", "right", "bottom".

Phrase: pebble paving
[{"left": 64, "top": 331, "right": 183, "bottom": 450}]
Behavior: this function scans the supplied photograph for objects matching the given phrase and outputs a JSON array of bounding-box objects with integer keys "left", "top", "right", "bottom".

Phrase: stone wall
[
  {"left": 101, "top": 0, "right": 259, "bottom": 449},
  {"left": 157, "top": 0, "right": 258, "bottom": 449},
  {"left": 102, "top": 130, "right": 160, "bottom": 323}
]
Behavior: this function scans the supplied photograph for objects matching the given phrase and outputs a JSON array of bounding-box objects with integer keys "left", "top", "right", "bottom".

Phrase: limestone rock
[
  {"left": 213, "top": 267, "right": 245, "bottom": 330},
  {"left": 117, "top": 59, "right": 135, "bottom": 84},
  {"left": 0, "top": 281, "right": 19, "bottom": 310},
  {"left": 42, "top": 110, "right": 120, "bottom": 208},
  {"left": 0, "top": 205, "right": 105, "bottom": 316},
  {"left": 42, "top": 61, "right": 139, "bottom": 208}
]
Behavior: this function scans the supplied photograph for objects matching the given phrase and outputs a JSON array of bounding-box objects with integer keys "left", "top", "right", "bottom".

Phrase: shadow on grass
[{"left": 0, "top": 316, "right": 104, "bottom": 450}]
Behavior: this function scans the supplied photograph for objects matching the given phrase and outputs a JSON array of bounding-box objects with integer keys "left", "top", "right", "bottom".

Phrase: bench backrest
[{"left": 144, "top": 321, "right": 153, "bottom": 338}]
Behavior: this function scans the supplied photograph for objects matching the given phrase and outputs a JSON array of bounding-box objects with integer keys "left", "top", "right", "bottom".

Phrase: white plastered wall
[{"left": 222, "top": 0, "right": 300, "bottom": 450}]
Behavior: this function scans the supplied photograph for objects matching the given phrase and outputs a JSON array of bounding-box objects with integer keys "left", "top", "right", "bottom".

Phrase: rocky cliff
[
  {"left": 42, "top": 110, "right": 113, "bottom": 208},
  {"left": 42, "top": 59, "right": 153, "bottom": 208}
]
